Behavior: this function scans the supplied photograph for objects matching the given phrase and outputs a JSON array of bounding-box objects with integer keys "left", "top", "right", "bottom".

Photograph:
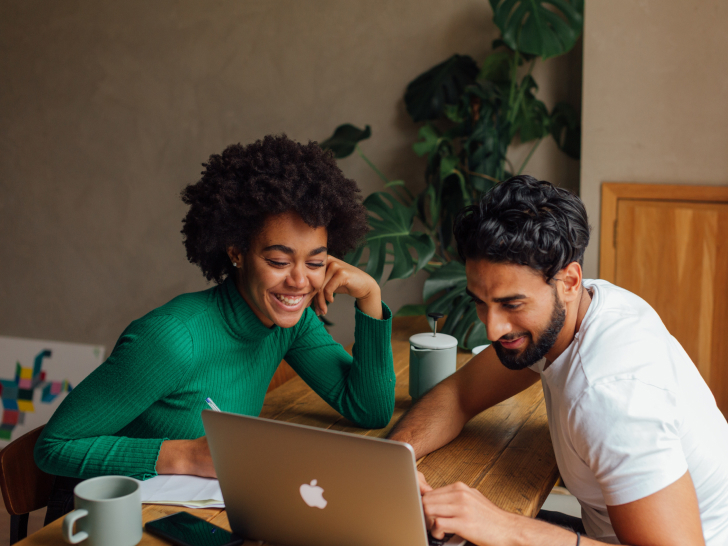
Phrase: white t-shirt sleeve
[{"left": 569, "top": 378, "right": 688, "bottom": 506}]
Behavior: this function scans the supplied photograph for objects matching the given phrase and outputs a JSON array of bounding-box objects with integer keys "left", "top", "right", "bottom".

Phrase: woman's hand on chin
[
  {"left": 156, "top": 436, "right": 216, "bottom": 478},
  {"left": 315, "top": 256, "right": 382, "bottom": 320}
]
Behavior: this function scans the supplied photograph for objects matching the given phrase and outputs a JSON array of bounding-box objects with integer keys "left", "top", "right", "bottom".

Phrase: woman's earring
[{"left": 233, "top": 262, "right": 238, "bottom": 268}]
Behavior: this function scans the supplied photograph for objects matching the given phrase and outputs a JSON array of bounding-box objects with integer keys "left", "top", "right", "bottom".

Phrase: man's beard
[{"left": 493, "top": 294, "right": 566, "bottom": 371}]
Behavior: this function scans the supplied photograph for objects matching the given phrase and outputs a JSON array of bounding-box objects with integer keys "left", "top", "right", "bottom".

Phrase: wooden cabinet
[{"left": 600, "top": 183, "right": 728, "bottom": 415}]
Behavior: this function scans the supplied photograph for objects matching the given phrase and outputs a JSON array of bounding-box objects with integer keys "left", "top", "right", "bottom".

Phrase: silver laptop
[{"left": 202, "top": 411, "right": 465, "bottom": 546}]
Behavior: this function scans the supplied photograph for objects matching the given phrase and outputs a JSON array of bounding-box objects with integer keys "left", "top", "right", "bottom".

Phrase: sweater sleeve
[
  {"left": 34, "top": 314, "right": 193, "bottom": 480},
  {"left": 283, "top": 302, "right": 395, "bottom": 429}
]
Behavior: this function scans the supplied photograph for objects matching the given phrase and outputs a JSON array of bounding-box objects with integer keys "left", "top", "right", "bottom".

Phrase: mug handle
[{"left": 63, "top": 508, "right": 89, "bottom": 544}]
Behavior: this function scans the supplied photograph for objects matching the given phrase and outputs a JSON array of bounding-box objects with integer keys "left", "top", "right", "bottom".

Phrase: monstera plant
[{"left": 321, "top": 0, "right": 583, "bottom": 349}]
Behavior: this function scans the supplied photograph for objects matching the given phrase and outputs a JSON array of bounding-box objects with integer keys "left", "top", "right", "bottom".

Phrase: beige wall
[
  {"left": 581, "top": 0, "right": 728, "bottom": 279},
  {"left": 0, "top": 0, "right": 580, "bottom": 351}
]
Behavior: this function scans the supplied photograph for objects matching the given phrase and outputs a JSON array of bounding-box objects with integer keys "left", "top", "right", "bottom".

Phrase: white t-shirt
[{"left": 529, "top": 280, "right": 728, "bottom": 544}]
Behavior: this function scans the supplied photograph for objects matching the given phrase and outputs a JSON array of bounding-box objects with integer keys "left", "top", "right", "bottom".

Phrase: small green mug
[{"left": 63, "top": 475, "right": 142, "bottom": 546}]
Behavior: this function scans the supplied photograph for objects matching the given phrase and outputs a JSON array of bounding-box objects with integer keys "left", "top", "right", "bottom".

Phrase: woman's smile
[{"left": 270, "top": 290, "right": 311, "bottom": 310}]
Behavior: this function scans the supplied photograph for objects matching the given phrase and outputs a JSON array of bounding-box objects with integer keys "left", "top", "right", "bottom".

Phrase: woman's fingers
[
  {"left": 316, "top": 261, "right": 339, "bottom": 315},
  {"left": 314, "top": 255, "right": 380, "bottom": 316},
  {"left": 317, "top": 261, "right": 349, "bottom": 315}
]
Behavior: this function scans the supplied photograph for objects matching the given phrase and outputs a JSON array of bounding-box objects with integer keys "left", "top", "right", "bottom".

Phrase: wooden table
[{"left": 19, "top": 316, "right": 557, "bottom": 545}]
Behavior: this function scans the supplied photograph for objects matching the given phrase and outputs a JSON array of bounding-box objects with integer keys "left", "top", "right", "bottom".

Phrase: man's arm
[
  {"left": 607, "top": 470, "right": 704, "bottom": 545},
  {"left": 388, "top": 345, "right": 539, "bottom": 458},
  {"left": 421, "top": 470, "right": 705, "bottom": 546}
]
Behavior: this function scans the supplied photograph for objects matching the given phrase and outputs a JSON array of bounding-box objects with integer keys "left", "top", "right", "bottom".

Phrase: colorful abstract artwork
[
  {"left": 0, "top": 336, "right": 104, "bottom": 446},
  {"left": 0, "top": 350, "right": 73, "bottom": 440}
]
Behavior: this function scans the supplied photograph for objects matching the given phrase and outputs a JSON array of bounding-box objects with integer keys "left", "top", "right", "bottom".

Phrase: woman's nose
[{"left": 286, "top": 265, "right": 307, "bottom": 289}]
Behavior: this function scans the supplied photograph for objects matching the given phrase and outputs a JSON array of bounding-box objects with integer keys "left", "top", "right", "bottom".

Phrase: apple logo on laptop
[{"left": 299, "top": 479, "right": 327, "bottom": 509}]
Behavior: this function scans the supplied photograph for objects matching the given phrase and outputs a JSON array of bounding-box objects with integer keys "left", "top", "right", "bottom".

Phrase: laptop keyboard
[
  {"left": 427, "top": 532, "right": 467, "bottom": 546},
  {"left": 428, "top": 532, "right": 454, "bottom": 546}
]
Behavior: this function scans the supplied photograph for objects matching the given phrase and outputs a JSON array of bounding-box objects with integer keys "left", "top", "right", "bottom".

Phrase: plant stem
[
  {"left": 507, "top": 49, "right": 521, "bottom": 123},
  {"left": 516, "top": 137, "right": 543, "bottom": 175},
  {"left": 386, "top": 185, "right": 406, "bottom": 203},
  {"left": 461, "top": 167, "right": 500, "bottom": 184},
  {"left": 356, "top": 145, "right": 389, "bottom": 184}
]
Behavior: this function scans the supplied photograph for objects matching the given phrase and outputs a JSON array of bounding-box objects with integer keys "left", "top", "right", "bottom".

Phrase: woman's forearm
[
  {"left": 35, "top": 433, "right": 167, "bottom": 480},
  {"left": 355, "top": 287, "right": 383, "bottom": 320},
  {"left": 156, "top": 437, "right": 216, "bottom": 477}
]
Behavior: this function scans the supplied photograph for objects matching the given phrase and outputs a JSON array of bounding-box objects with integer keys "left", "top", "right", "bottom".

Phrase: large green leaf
[
  {"left": 466, "top": 100, "right": 509, "bottom": 184},
  {"left": 412, "top": 124, "right": 442, "bottom": 157},
  {"left": 466, "top": 320, "right": 490, "bottom": 350},
  {"left": 361, "top": 192, "right": 435, "bottom": 284},
  {"left": 395, "top": 303, "right": 427, "bottom": 317},
  {"left": 550, "top": 101, "right": 581, "bottom": 159},
  {"left": 404, "top": 55, "right": 479, "bottom": 122},
  {"left": 489, "top": 0, "right": 584, "bottom": 60},
  {"left": 478, "top": 51, "right": 513, "bottom": 83},
  {"left": 319, "top": 124, "right": 371, "bottom": 158},
  {"left": 423, "top": 261, "right": 467, "bottom": 301},
  {"left": 422, "top": 261, "right": 490, "bottom": 348},
  {"left": 511, "top": 75, "right": 550, "bottom": 142}
]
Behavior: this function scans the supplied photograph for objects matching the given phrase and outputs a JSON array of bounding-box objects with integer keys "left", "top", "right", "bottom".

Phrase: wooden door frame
[{"left": 599, "top": 182, "right": 728, "bottom": 282}]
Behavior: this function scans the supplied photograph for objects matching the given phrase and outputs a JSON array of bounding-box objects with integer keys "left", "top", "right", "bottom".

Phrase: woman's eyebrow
[
  {"left": 262, "top": 244, "right": 328, "bottom": 257},
  {"left": 263, "top": 244, "right": 294, "bottom": 254},
  {"left": 308, "top": 246, "right": 328, "bottom": 256}
]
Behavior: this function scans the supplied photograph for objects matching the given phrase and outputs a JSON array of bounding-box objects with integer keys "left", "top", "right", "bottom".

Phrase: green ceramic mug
[{"left": 63, "top": 475, "right": 142, "bottom": 546}]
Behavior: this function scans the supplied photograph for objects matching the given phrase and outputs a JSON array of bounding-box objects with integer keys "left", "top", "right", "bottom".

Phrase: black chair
[{"left": 0, "top": 426, "right": 55, "bottom": 544}]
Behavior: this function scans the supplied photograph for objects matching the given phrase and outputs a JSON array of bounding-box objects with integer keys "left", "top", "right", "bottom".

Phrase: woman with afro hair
[{"left": 35, "top": 135, "right": 395, "bottom": 489}]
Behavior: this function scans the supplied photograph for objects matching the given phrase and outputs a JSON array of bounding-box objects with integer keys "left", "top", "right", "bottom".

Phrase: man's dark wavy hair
[
  {"left": 453, "top": 175, "right": 591, "bottom": 280},
  {"left": 181, "top": 134, "right": 369, "bottom": 284}
]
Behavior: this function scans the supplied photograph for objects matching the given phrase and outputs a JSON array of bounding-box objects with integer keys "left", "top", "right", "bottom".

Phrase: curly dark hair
[
  {"left": 453, "top": 175, "right": 591, "bottom": 280},
  {"left": 181, "top": 135, "right": 369, "bottom": 283}
]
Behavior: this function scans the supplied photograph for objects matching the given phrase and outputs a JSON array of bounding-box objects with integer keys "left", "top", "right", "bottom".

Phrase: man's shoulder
[{"left": 575, "top": 280, "right": 676, "bottom": 388}]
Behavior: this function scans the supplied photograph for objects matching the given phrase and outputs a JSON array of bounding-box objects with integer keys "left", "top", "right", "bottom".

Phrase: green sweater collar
[{"left": 218, "top": 277, "right": 278, "bottom": 340}]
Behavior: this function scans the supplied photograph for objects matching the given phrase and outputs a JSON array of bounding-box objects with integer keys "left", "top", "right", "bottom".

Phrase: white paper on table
[{"left": 136, "top": 475, "right": 224, "bottom": 509}]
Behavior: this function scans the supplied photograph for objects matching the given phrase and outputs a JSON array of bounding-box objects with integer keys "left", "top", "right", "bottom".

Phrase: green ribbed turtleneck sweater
[{"left": 34, "top": 278, "right": 394, "bottom": 480}]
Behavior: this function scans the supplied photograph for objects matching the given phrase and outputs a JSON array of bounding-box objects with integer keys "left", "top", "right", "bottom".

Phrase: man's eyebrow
[
  {"left": 465, "top": 288, "right": 526, "bottom": 303},
  {"left": 262, "top": 245, "right": 328, "bottom": 257},
  {"left": 493, "top": 294, "right": 527, "bottom": 303}
]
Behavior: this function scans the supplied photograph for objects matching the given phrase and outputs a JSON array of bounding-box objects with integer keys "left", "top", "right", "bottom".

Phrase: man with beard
[{"left": 388, "top": 176, "right": 728, "bottom": 545}]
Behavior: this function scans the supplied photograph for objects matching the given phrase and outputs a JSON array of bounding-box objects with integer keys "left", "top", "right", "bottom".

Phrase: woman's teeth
[{"left": 275, "top": 294, "right": 304, "bottom": 306}]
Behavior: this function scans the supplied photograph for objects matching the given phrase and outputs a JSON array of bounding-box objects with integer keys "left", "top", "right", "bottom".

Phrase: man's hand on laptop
[
  {"left": 417, "top": 470, "right": 432, "bottom": 495},
  {"left": 422, "top": 482, "right": 605, "bottom": 546},
  {"left": 418, "top": 471, "right": 433, "bottom": 495},
  {"left": 422, "top": 482, "right": 517, "bottom": 546}
]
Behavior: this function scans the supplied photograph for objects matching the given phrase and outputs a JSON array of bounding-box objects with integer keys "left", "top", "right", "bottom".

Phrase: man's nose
[{"left": 482, "top": 308, "right": 511, "bottom": 341}]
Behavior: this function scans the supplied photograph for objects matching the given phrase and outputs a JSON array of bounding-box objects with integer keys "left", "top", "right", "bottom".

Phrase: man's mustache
[{"left": 497, "top": 331, "right": 531, "bottom": 343}]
